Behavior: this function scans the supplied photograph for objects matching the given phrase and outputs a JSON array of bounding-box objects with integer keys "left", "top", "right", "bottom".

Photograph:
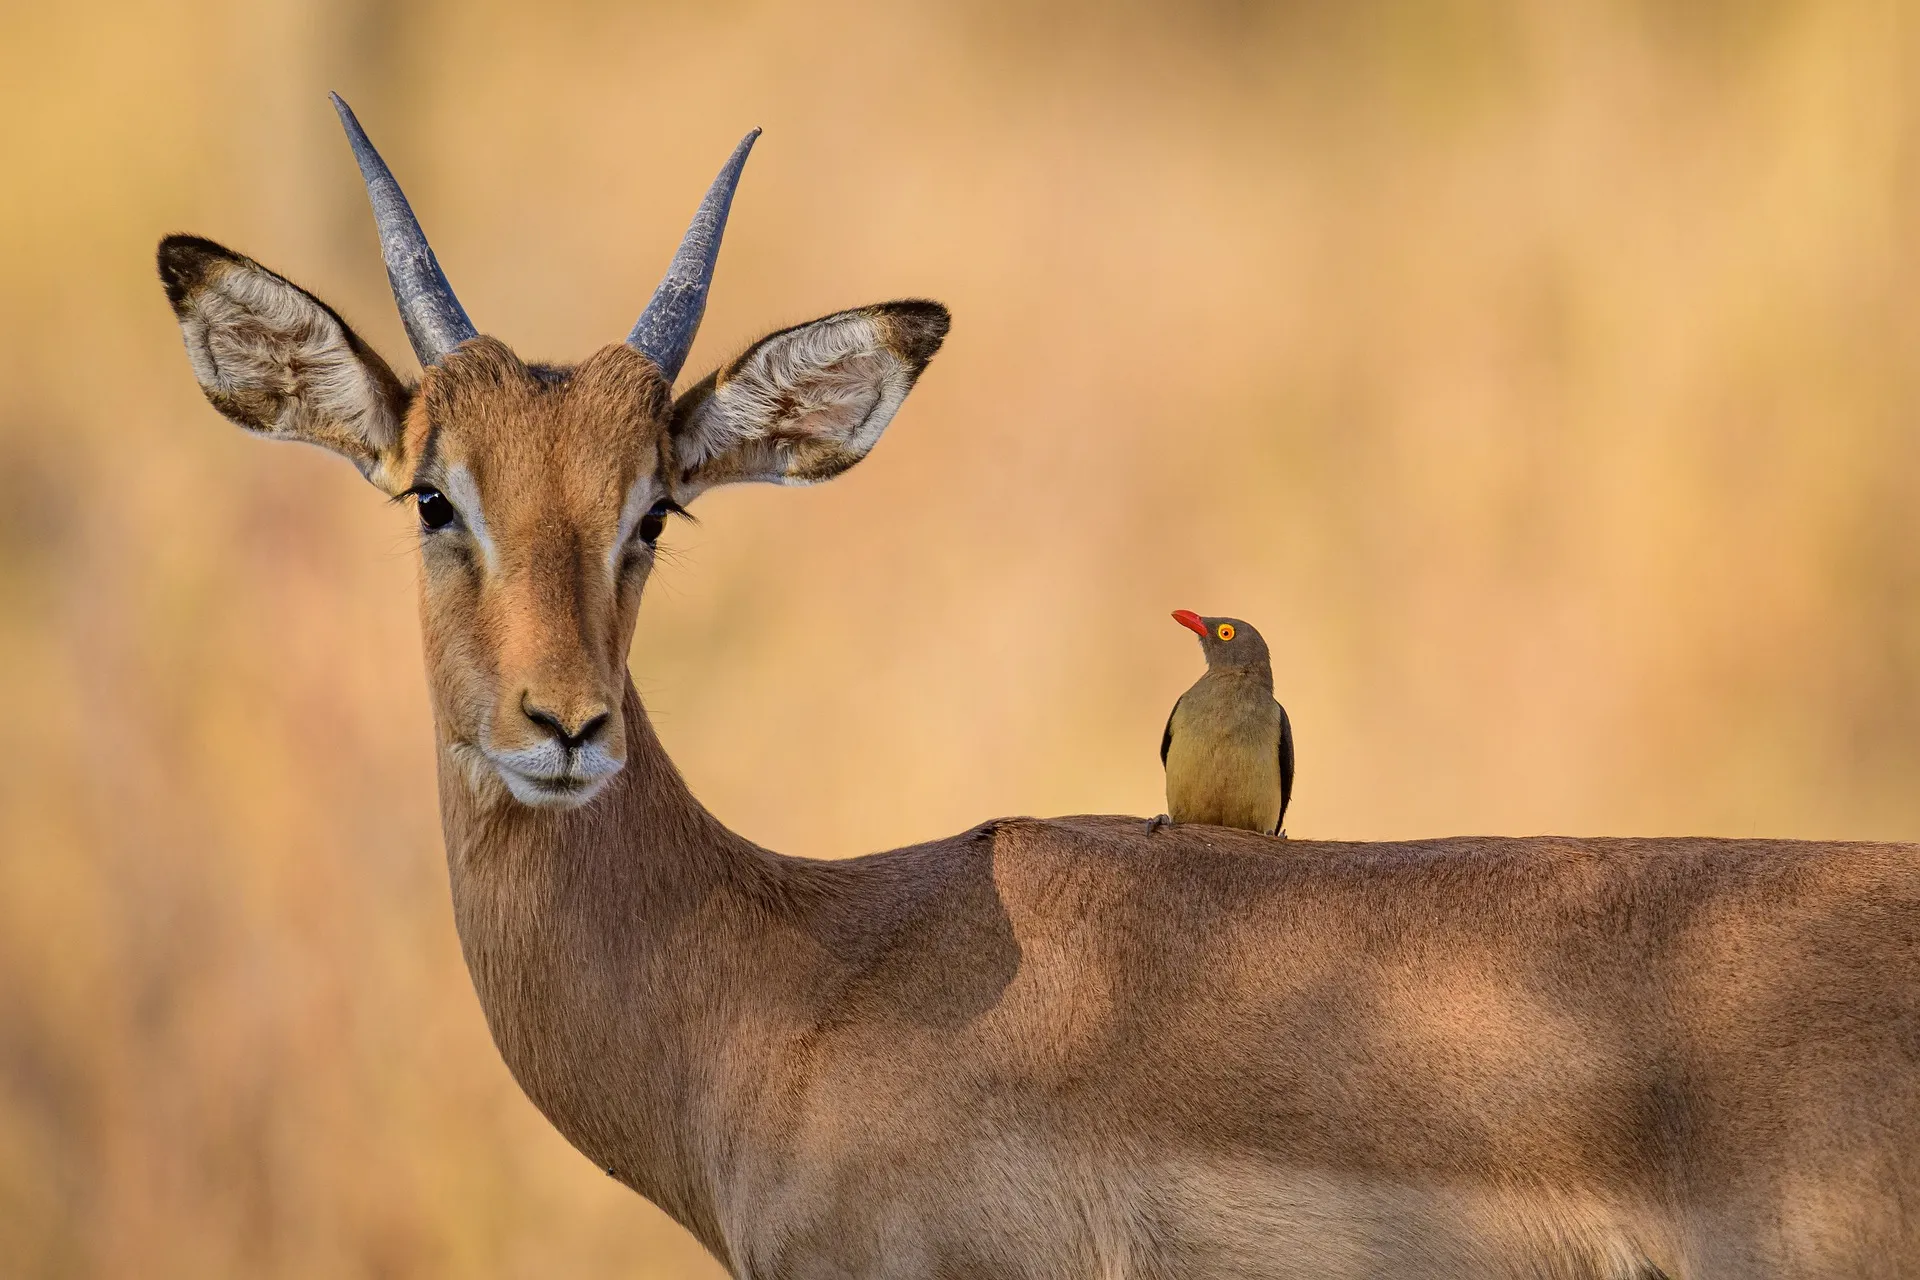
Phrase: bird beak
[{"left": 1172, "top": 610, "right": 1208, "bottom": 636}]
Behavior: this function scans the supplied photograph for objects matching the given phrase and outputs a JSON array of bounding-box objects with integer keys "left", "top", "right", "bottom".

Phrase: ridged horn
[
  {"left": 330, "top": 92, "right": 477, "bottom": 367},
  {"left": 627, "top": 129, "right": 760, "bottom": 383}
]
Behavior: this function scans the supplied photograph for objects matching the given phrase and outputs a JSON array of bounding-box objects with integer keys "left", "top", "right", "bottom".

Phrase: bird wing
[
  {"left": 1274, "top": 699, "right": 1295, "bottom": 835},
  {"left": 1160, "top": 696, "right": 1182, "bottom": 768}
]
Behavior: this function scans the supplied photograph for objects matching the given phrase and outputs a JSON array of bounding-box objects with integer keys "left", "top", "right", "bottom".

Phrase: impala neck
[{"left": 433, "top": 675, "right": 789, "bottom": 1256}]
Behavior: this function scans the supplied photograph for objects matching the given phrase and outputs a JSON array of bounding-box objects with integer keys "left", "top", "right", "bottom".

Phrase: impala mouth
[
  {"left": 523, "top": 772, "right": 592, "bottom": 794},
  {"left": 496, "top": 764, "right": 617, "bottom": 808},
  {"left": 489, "top": 749, "right": 623, "bottom": 809}
]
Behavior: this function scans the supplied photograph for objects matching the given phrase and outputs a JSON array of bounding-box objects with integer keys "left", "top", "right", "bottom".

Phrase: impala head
[{"left": 160, "top": 96, "right": 948, "bottom": 808}]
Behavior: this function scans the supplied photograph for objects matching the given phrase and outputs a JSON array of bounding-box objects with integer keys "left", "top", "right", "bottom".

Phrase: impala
[{"left": 158, "top": 96, "right": 1920, "bottom": 1278}]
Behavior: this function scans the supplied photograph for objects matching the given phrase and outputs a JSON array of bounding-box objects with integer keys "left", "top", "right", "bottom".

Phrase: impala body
[{"left": 159, "top": 99, "right": 1920, "bottom": 1278}]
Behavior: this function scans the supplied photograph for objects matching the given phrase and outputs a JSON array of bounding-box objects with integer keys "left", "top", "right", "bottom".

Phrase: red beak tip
[{"left": 1171, "top": 609, "right": 1207, "bottom": 636}]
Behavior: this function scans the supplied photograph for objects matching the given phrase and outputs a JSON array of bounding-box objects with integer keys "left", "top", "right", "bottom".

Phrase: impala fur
[{"left": 158, "top": 101, "right": 1920, "bottom": 1278}]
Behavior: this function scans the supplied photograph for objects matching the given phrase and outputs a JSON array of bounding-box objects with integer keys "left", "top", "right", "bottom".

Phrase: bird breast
[{"left": 1165, "top": 675, "right": 1284, "bottom": 833}]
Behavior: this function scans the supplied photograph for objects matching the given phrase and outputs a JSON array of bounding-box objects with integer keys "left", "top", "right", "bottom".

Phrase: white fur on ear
[
  {"left": 166, "top": 242, "right": 409, "bottom": 490},
  {"left": 673, "top": 307, "right": 925, "bottom": 492}
]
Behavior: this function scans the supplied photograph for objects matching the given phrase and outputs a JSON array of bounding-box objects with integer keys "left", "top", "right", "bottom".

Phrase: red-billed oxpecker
[{"left": 1152, "top": 611, "right": 1295, "bottom": 836}]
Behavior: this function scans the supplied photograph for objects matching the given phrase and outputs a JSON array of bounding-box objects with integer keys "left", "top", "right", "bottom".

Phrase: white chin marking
[{"left": 498, "top": 767, "right": 614, "bottom": 809}]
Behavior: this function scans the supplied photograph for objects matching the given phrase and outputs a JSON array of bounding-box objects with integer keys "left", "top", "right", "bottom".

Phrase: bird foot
[
  {"left": 1145, "top": 814, "right": 1172, "bottom": 835},
  {"left": 1277, "top": 828, "right": 1288, "bottom": 839}
]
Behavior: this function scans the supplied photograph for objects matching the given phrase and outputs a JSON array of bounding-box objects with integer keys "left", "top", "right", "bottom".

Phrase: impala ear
[
  {"left": 668, "top": 300, "right": 948, "bottom": 495},
  {"left": 158, "top": 235, "right": 414, "bottom": 494}
]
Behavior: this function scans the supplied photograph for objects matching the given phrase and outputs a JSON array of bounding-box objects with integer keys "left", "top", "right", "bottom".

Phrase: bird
[{"left": 1151, "top": 611, "right": 1294, "bottom": 837}]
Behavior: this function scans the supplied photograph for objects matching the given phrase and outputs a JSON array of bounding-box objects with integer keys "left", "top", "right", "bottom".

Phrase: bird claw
[{"left": 1145, "top": 814, "right": 1171, "bottom": 835}]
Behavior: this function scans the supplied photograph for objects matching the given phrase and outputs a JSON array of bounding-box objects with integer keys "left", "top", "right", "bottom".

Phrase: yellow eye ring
[{"left": 1216, "top": 623, "right": 1236, "bottom": 641}]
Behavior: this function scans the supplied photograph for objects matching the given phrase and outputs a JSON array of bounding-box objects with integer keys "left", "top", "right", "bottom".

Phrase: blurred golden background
[{"left": 3, "top": 0, "right": 1919, "bottom": 1274}]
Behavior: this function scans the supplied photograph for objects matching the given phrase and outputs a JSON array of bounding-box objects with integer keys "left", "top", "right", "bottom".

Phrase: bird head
[{"left": 1172, "top": 610, "right": 1271, "bottom": 674}]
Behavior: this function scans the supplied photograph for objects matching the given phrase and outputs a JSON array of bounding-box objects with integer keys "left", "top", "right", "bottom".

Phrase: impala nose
[{"left": 520, "top": 694, "right": 610, "bottom": 751}]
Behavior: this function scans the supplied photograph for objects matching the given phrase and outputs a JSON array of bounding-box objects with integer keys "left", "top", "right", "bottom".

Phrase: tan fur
[
  {"left": 1166, "top": 671, "right": 1285, "bottom": 831},
  {"left": 160, "top": 234, "right": 1920, "bottom": 1277}
]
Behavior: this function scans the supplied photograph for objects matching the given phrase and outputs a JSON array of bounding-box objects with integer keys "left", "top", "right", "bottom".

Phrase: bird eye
[
  {"left": 416, "top": 488, "right": 457, "bottom": 531},
  {"left": 637, "top": 498, "right": 672, "bottom": 546},
  {"left": 1217, "top": 623, "right": 1236, "bottom": 641}
]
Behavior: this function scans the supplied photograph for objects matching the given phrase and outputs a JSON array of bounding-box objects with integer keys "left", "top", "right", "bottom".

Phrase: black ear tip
[
  {"left": 157, "top": 234, "right": 242, "bottom": 306},
  {"left": 157, "top": 232, "right": 229, "bottom": 266},
  {"left": 880, "top": 299, "right": 951, "bottom": 365}
]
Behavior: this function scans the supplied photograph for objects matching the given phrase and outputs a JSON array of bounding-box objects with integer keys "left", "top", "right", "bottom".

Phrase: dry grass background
[{"left": 3, "top": 0, "right": 1919, "bottom": 1274}]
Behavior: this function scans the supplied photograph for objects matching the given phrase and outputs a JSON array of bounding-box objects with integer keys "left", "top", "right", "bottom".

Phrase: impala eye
[
  {"left": 637, "top": 499, "right": 672, "bottom": 546},
  {"left": 416, "top": 488, "right": 457, "bottom": 531}
]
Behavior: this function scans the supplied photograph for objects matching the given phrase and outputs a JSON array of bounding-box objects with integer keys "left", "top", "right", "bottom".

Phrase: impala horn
[
  {"left": 627, "top": 129, "right": 760, "bottom": 384},
  {"left": 330, "top": 92, "right": 478, "bottom": 368}
]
